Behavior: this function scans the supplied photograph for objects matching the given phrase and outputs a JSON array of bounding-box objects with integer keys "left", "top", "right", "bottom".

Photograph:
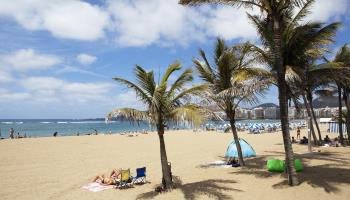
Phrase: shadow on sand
[
  {"left": 230, "top": 150, "right": 350, "bottom": 193},
  {"left": 136, "top": 176, "right": 243, "bottom": 200}
]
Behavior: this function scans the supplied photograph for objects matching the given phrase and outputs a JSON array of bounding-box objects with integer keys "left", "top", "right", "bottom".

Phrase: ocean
[
  {"left": 0, "top": 119, "right": 303, "bottom": 138},
  {"left": 0, "top": 119, "right": 151, "bottom": 138}
]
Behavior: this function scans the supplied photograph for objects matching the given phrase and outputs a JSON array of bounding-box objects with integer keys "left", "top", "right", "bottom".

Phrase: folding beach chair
[
  {"left": 117, "top": 169, "right": 132, "bottom": 189},
  {"left": 133, "top": 167, "right": 146, "bottom": 184}
]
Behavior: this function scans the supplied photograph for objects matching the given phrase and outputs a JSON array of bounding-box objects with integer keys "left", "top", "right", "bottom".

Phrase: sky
[{"left": 0, "top": 0, "right": 349, "bottom": 119}]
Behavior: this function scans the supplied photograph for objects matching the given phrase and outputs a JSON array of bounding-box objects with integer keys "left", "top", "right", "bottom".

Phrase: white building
[{"left": 264, "top": 107, "right": 279, "bottom": 119}]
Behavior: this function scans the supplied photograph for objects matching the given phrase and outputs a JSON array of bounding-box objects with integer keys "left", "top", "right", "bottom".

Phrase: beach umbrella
[{"left": 225, "top": 138, "right": 256, "bottom": 158}]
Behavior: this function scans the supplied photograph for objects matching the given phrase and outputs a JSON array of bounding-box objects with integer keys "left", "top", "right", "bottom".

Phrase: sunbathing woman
[{"left": 93, "top": 169, "right": 121, "bottom": 185}]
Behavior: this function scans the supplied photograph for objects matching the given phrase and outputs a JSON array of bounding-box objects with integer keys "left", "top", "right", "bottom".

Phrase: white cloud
[
  {"left": 0, "top": 89, "right": 31, "bottom": 101},
  {"left": 18, "top": 76, "right": 115, "bottom": 103},
  {"left": 107, "top": 0, "right": 208, "bottom": 47},
  {"left": 0, "top": 0, "right": 347, "bottom": 47},
  {"left": 306, "top": 0, "right": 349, "bottom": 22},
  {"left": 56, "top": 65, "right": 106, "bottom": 78},
  {"left": 0, "top": 49, "right": 61, "bottom": 71},
  {"left": 116, "top": 90, "right": 141, "bottom": 108},
  {"left": 0, "top": 69, "right": 14, "bottom": 82},
  {"left": 0, "top": 0, "right": 109, "bottom": 41},
  {"left": 205, "top": 6, "right": 259, "bottom": 41},
  {"left": 107, "top": 0, "right": 259, "bottom": 47},
  {"left": 76, "top": 54, "right": 97, "bottom": 65}
]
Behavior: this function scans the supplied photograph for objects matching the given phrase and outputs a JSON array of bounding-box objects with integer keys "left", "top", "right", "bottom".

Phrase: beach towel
[
  {"left": 205, "top": 160, "right": 232, "bottom": 168},
  {"left": 82, "top": 182, "right": 115, "bottom": 192}
]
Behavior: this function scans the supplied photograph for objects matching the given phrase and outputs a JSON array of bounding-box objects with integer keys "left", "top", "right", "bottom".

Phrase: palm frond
[
  {"left": 107, "top": 108, "right": 149, "bottom": 122},
  {"left": 113, "top": 77, "right": 152, "bottom": 105},
  {"left": 160, "top": 62, "right": 181, "bottom": 85},
  {"left": 173, "top": 84, "right": 208, "bottom": 103},
  {"left": 168, "top": 68, "right": 193, "bottom": 96},
  {"left": 194, "top": 58, "right": 216, "bottom": 84},
  {"left": 135, "top": 65, "right": 156, "bottom": 97}
]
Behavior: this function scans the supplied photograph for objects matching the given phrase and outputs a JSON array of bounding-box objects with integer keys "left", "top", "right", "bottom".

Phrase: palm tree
[
  {"left": 335, "top": 45, "right": 350, "bottom": 141},
  {"left": 108, "top": 63, "right": 207, "bottom": 190},
  {"left": 180, "top": 0, "right": 309, "bottom": 186},
  {"left": 322, "top": 45, "right": 350, "bottom": 144},
  {"left": 194, "top": 39, "right": 270, "bottom": 166}
]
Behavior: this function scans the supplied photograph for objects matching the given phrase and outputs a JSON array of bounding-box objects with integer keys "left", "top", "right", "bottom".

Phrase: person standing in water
[{"left": 9, "top": 128, "right": 14, "bottom": 139}]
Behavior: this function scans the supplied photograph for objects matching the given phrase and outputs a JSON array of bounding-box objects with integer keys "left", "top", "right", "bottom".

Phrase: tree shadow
[
  {"left": 136, "top": 176, "right": 243, "bottom": 200},
  {"left": 230, "top": 151, "right": 350, "bottom": 193},
  {"left": 272, "top": 164, "right": 350, "bottom": 193}
]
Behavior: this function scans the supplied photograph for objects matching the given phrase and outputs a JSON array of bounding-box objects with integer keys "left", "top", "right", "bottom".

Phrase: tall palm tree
[
  {"left": 303, "top": 62, "right": 347, "bottom": 144},
  {"left": 108, "top": 63, "right": 207, "bottom": 190},
  {"left": 180, "top": 0, "right": 309, "bottom": 186},
  {"left": 335, "top": 45, "right": 350, "bottom": 141},
  {"left": 194, "top": 39, "right": 270, "bottom": 166},
  {"left": 322, "top": 45, "right": 350, "bottom": 144}
]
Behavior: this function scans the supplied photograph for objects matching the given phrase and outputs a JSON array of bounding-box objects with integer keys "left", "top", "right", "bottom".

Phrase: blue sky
[{"left": 0, "top": 0, "right": 349, "bottom": 119}]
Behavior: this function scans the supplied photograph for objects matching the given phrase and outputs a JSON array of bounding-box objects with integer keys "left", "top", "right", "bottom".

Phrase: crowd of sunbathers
[{"left": 291, "top": 134, "right": 341, "bottom": 147}]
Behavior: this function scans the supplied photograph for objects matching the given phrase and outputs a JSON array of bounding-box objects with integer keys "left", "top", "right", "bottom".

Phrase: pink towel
[{"left": 82, "top": 182, "right": 115, "bottom": 192}]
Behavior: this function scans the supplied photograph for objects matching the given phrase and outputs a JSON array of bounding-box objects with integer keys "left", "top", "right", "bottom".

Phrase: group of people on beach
[
  {"left": 0, "top": 128, "right": 26, "bottom": 139},
  {"left": 291, "top": 127, "right": 341, "bottom": 146},
  {"left": 93, "top": 169, "right": 121, "bottom": 185}
]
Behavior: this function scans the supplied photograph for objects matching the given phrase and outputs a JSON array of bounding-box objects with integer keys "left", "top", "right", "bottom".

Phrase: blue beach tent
[{"left": 225, "top": 138, "right": 256, "bottom": 158}]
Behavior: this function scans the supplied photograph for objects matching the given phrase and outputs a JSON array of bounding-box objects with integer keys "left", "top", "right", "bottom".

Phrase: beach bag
[
  {"left": 294, "top": 159, "right": 303, "bottom": 172},
  {"left": 267, "top": 159, "right": 285, "bottom": 172}
]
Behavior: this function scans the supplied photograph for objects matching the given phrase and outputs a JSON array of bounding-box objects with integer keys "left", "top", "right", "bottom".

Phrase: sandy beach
[{"left": 1, "top": 126, "right": 350, "bottom": 200}]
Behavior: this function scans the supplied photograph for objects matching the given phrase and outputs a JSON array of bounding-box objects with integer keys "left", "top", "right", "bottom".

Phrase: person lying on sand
[{"left": 93, "top": 169, "right": 121, "bottom": 185}]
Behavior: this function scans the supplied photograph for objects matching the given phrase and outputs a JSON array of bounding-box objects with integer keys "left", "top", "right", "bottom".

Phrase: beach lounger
[
  {"left": 133, "top": 167, "right": 146, "bottom": 184},
  {"left": 117, "top": 169, "right": 132, "bottom": 189}
]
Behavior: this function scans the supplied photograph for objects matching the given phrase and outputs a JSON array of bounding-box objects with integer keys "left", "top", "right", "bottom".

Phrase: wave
[
  {"left": 57, "top": 122, "right": 68, "bottom": 124},
  {"left": 70, "top": 121, "right": 105, "bottom": 124},
  {"left": 1, "top": 122, "right": 13, "bottom": 124},
  {"left": 16, "top": 122, "right": 23, "bottom": 124},
  {"left": 40, "top": 122, "right": 52, "bottom": 124}
]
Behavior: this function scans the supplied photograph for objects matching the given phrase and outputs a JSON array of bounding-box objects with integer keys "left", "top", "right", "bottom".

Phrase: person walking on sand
[
  {"left": 296, "top": 127, "right": 301, "bottom": 140},
  {"left": 9, "top": 128, "right": 14, "bottom": 139}
]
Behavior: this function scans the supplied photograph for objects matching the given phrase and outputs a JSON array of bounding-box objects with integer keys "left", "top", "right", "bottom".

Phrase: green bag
[
  {"left": 267, "top": 159, "right": 285, "bottom": 172},
  {"left": 294, "top": 159, "right": 303, "bottom": 172}
]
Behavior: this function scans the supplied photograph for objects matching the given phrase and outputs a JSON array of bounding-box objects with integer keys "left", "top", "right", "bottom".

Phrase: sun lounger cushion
[{"left": 267, "top": 159, "right": 285, "bottom": 172}]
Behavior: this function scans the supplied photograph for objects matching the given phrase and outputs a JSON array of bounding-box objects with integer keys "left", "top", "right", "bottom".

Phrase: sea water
[
  {"left": 0, "top": 119, "right": 151, "bottom": 138},
  {"left": 0, "top": 119, "right": 303, "bottom": 138}
]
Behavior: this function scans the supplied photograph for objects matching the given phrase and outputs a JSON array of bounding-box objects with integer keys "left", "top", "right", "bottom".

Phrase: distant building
[
  {"left": 247, "top": 110, "right": 253, "bottom": 119},
  {"left": 288, "top": 107, "right": 297, "bottom": 119},
  {"left": 264, "top": 107, "right": 279, "bottom": 119},
  {"left": 253, "top": 107, "right": 264, "bottom": 119}
]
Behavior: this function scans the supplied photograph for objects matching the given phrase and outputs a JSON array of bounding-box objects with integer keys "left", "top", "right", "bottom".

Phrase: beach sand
[{"left": 1, "top": 126, "right": 350, "bottom": 200}]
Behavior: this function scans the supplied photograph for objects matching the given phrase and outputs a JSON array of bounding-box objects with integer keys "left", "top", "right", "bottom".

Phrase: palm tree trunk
[
  {"left": 228, "top": 116, "right": 245, "bottom": 166},
  {"left": 302, "top": 95, "right": 318, "bottom": 145},
  {"left": 337, "top": 85, "right": 344, "bottom": 145},
  {"left": 343, "top": 89, "right": 350, "bottom": 143},
  {"left": 273, "top": 16, "right": 298, "bottom": 186},
  {"left": 157, "top": 118, "right": 173, "bottom": 189},
  {"left": 307, "top": 90, "right": 322, "bottom": 143}
]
